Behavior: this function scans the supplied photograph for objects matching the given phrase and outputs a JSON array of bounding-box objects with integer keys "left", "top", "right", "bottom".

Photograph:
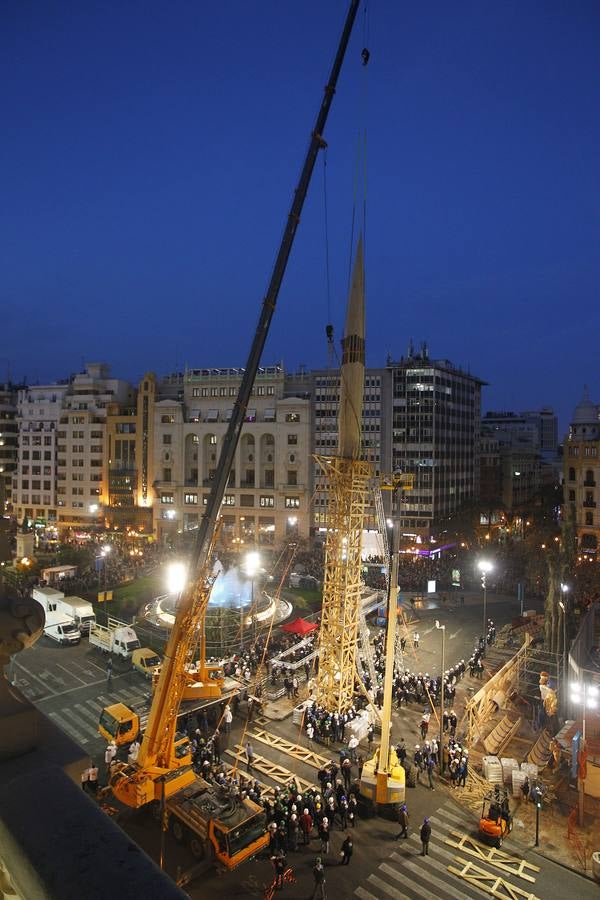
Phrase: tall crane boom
[{"left": 112, "top": 0, "right": 361, "bottom": 808}]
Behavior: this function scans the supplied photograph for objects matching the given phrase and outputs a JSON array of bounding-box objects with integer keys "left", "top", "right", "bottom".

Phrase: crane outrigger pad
[
  {"left": 448, "top": 857, "right": 541, "bottom": 900},
  {"left": 445, "top": 831, "right": 539, "bottom": 882}
]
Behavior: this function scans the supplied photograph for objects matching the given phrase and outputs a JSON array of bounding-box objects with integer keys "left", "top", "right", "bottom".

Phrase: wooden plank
[
  {"left": 225, "top": 746, "right": 316, "bottom": 794},
  {"left": 445, "top": 831, "right": 539, "bottom": 882},
  {"left": 448, "top": 857, "right": 541, "bottom": 900},
  {"left": 249, "top": 728, "right": 331, "bottom": 770}
]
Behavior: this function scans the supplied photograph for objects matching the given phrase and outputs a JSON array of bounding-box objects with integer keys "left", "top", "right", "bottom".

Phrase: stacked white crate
[
  {"left": 483, "top": 755, "right": 503, "bottom": 784},
  {"left": 512, "top": 768, "right": 527, "bottom": 797},
  {"left": 500, "top": 757, "right": 518, "bottom": 785}
]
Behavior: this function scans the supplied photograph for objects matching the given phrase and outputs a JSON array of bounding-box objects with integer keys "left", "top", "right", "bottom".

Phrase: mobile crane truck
[{"left": 106, "top": 0, "right": 360, "bottom": 872}]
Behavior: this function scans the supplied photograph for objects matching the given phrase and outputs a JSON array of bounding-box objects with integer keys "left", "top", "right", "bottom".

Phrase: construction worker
[
  {"left": 88, "top": 761, "right": 99, "bottom": 795},
  {"left": 420, "top": 817, "right": 432, "bottom": 856},
  {"left": 395, "top": 804, "right": 409, "bottom": 839}
]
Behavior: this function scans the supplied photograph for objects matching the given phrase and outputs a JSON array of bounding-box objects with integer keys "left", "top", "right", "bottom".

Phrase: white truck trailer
[
  {"left": 58, "top": 595, "right": 96, "bottom": 633},
  {"left": 89, "top": 616, "right": 141, "bottom": 659},
  {"left": 32, "top": 587, "right": 81, "bottom": 645}
]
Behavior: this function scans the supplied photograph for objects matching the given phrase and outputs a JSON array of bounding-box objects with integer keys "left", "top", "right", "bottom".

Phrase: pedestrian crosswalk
[
  {"left": 355, "top": 801, "right": 490, "bottom": 900},
  {"left": 41, "top": 685, "right": 150, "bottom": 749}
]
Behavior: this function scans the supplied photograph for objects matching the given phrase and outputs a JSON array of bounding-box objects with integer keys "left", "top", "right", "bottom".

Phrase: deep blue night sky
[{"left": 2, "top": 1, "right": 599, "bottom": 432}]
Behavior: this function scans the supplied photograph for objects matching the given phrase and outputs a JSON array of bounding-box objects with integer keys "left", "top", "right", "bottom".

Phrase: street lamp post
[
  {"left": 570, "top": 679, "right": 599, "bottom": 826},
  {"left": 435, "top": 620, "right": 446, "bottom": 772},
  {"left": 559, "top": 583, "right": 569, "bottom": 684},
  {"left": 477, "top": 560, "right": 493, "bottom": 655}
]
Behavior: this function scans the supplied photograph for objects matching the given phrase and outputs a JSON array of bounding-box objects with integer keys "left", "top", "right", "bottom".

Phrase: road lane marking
[{"left": 55, "top": 663, "right": 87, "bottom": 684}]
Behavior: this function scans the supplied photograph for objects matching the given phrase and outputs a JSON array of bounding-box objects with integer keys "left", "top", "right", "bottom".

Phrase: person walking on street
[
  {"left": 88, "top": 761, "right": 99, "bottom": 795},
  {"left": 106, "top": 657, "right": 113, "bottom": 687},
  {"left": 395, "top": 804, "right": 409, "bottom": 839},
  {"left": 348, "top": 735, "right": 359, "bottom": 763},
  {"left": 521, "top": 776, "right": 530, "bottom": 802},
  {"left": 246, "top": 740, "right": 254, "bottom": 773},
  {"left": 426, "top": 755, "right": 435, "bottom": 790},
  {"left": 413, "top": 632, "right": 420, "bottom": 650},
  {"left": 420, "top": 817, "right": 431, "bottom": 856},
  {"left": 318, "top": 817, "right": 330, "bottom": 856},
  {"left": 223, "top": 704, "right": 233, "bottom": 734},
  {"left": 301, "top": 808, "right": 313, "bottom": 844},
  {"left": 367, "top": 723, "right": 374, "bottom": 749},
  {"left": 339, "top": 834, "right": 353, "bottom": 865},
  {"left": 311, "top": 857, "right": 327, "bottom": 900},
  {"left": 212, "top": 729, "right": 221, "bottom": 763},
  {"left": 272, "top": 849, "right": 286, "bottom": 889},
  {"left": 104, "top": 741, "right": 117, "bottom": 780}
]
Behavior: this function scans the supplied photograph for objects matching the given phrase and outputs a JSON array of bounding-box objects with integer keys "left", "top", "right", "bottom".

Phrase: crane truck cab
[{"left": 99, "top": 703, "right": 140, "bottom": 746}]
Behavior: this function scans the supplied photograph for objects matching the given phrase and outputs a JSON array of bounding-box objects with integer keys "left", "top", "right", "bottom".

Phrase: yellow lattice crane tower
[{"left": 316, "top": 238, "right": 372, "bottom": 713}]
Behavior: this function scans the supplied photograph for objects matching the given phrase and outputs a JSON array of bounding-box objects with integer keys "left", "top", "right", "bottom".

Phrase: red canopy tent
[{"left": 280, "top": 617, "right": 318, "bottom": 636}]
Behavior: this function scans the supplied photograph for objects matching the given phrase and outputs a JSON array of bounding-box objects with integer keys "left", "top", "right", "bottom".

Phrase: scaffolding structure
[{"left": 315, "top": 455, "right": 372, "bottom": 712}]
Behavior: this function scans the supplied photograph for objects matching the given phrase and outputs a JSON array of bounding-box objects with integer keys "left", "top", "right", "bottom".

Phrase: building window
[
  {"left": 192, "top": 388, "right": 200, "bottom": 397},
  {"left": 160, "top": 493, "right": 174, "bottom": 504},
  {"left": 206, "top": 409, "right": 218, "bottom": 422},
  {"left": 285, "top": 497, "right": 300, "bottom": 509},
  {"left": 184, "top": 493, "right": 198, "bottom": 504},
  {"left": 245, "top": 409, "right": 256, "bottom": 423},
  {"left": 223, "top": 495, "right": 235, "bottom": 506},
  {"left": 568, "top": 467, "right": 576, "bottom": 481},
  {"left": 260, "top": 496, "right": 274, "bottom": 508},
  {"left": 285, "top": 412, "right": 300, "bottom": 423},
  {"left": 240, "top": 494, "right": 255, "bottom": 507},
  {"left": 585, "top": 512, "right": 594, "bottom": 525},
  {"left": 267, "top": 386, "right": 275, "bottom": 396},
  {"left": 163, "top": 468, "right": 171, "bottom": 482},
  {"left": 287, "top": 470, "right": 297, "bottom": 486},
  {"left": 257, "top": 386, "right": 265, "bottom": 396},
  {"left": 287, "top": 434, "right": 297, "bottom": 445},
  {"left": 163, "top": 434, "right": 172, "bottom": 445}
]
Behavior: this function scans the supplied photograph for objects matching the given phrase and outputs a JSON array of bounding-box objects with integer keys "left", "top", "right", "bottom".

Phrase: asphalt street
[{"left": 12, "top": 591, "right": 598, "bottom": 898}]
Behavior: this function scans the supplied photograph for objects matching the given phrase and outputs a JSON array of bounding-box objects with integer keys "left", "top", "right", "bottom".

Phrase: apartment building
[
  {"left": 0, "top": 384, "right": 20, "bottom": 513},
  {"left": 152, "top": 366, "right": 311, "bottom": 546},
  {"left": 12, "top": 382, "right": 70, "bottom": 528},
  {"left": 564, "top": 388, "right": 600, "bottom": 554},
  {"left": 388, "top": 347, "right": 484, "bottom": 533}
]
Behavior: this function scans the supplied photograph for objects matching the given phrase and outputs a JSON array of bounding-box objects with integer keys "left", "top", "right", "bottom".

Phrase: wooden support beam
[
  {"left": 448, "top": 857, "right": 541, "bottom": 900},
  {"left": 226, "top": 746, "right": 317, "bottom": 794},
  {"left": 445, "top": 831, "right": 539, "bottom": 882},
  {"left": 249, "top": 728, "right": 330, "bottom": 770}
]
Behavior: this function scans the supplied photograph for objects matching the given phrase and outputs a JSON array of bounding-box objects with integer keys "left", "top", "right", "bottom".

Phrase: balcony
[
  {"left": 278, "top": 483, "right": 305, "bottom": 491},
  {"left": 584, "top": 479, "right": 596, "bottom": 487},
  {"left": 240, "top": 480, "right": 255, "bottom": 488},
  {"left": 583, "top": 500, "right": 596, "bottom": 508},
  {"left": 184, "top": 479, "right": 198, "bottom": 486}
]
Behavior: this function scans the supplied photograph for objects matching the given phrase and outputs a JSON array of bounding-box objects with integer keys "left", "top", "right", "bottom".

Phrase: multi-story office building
[
  {"left": 479, "top": 433, "right": 540, "bottom": 513},
  {"left": 304, "top": 367, "right": 390, "bottom": 533},
  {"left": 482, "top": 408, "right": 558, "bottom": 455},
  {"left": 0, "top": 384, "right": 20, "bottom": 513},
  {"left": 564, "top": 388, "right": 600, "bottom": 554},
  {"left": 13, "top": 365, "right": 134, "bottom": 532},
  {"left": 388, "top": 347, "right": 484, "bottom": 532},
  {"left": 152, "top": 366, "right": 311, "bottom": 546},
  {"left": 12, "top": 382, "right": 70, "bottom": 528},
  {"left": 101, "top": 373, "right": 157, "bottom": 535}
]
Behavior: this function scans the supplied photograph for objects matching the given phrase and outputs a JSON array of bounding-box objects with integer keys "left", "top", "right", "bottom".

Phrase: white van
[
  {"left": 44, "top": 610, "right": 81, "bottom": 646},
  {"left": 58, "top": 595, "right": 96, "bottom": 634}
]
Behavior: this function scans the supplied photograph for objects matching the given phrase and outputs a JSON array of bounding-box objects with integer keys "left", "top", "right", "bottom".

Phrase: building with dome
[{"left": 564, "top": 387, "right": 600, "bottom": 554}]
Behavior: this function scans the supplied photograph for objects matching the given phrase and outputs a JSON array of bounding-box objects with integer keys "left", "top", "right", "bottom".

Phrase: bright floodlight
[
  {"left": 244, "top": 551, "right": 260, "bottom": 578},
  {"left": 571, "top": 682, "right": 581, "bottom": 697},
  {"left": 478, "top": 560, "right": 493, "bottom": 574},
  {"left": 89, "top": 503, "right": 99, "bottom": 513},
  {"left": 561, "top": 583, "right": 569, "bottom": 593},
  {"left": 386, "top": 518, "right": 394, "bottom": 528},
  {"left": 587, "top": 698, "right": 598, "bottom": 710},
  {"left": 166, "top": 562, "right": 187, "bottom": 594},
  {"left": 102, "top": 544, "right": 111, "bottom": 554},
  {"left": 588, "top": 685, "right": 599, "bottom": 699}
]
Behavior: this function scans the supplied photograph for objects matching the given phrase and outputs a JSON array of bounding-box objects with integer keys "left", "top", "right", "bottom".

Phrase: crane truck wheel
[
  {"left": 171, "top": 819, "right": 185, "bottom": 844},
  {"left": 189, "top": 835, "right": 207, "bottom": 860}
]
